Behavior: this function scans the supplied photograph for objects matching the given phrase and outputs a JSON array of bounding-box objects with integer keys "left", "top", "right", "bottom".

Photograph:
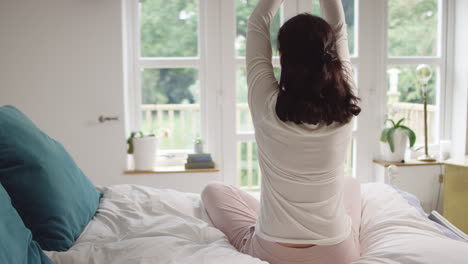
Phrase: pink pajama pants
[{"left": 201, "top": 177, "right": 361, "bottom": 264}]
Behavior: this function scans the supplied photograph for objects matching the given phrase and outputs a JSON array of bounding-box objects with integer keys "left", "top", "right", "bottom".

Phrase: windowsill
[
  {"left": 373, "top": 159, "right": 444, "bottom": 167},
  {"left": 124, "top": 166, "right": 219, "bottom": 174}
]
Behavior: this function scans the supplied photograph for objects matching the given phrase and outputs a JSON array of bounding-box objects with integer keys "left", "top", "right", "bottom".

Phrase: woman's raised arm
[
  {"left": 246, "top": 0, "right": 283, "bottom": 119},
  {"left": 319, "top": 0, "right": 356, "bottom": 93}
]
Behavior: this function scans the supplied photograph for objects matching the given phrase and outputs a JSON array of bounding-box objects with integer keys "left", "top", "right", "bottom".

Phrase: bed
[
  {"left": 1, "top": 106, "right": 467, "bottom": 264},
  {"left": 44, "top": 183, "right": 468, "bottom": 264}
]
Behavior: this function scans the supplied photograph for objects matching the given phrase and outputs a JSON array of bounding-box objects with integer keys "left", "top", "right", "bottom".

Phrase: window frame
[
  {"left": 383, "top": 0, "right": 450, "bottom": 145},
  {"left": 126, "top": 0, "right": 215, "bottom": 155},
  {"left": 124, "top": 0, "right": 454, "bottom": 184},
  {"left": 352, "top": 0, "right": 453, "bottom": 182}
]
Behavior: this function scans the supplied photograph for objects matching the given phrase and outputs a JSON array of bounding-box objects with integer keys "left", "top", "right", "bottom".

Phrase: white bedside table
[{"left": 373, "top": 160, "right": 445, "bottom": 213}]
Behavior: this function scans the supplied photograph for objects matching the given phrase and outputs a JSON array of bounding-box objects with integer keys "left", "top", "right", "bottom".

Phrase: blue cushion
[
  {"left": 0, "top": 184, "right": 54, "bottom": 264},
  {"left": 0, "top": 105, "right": 101, "bottom": 251}
]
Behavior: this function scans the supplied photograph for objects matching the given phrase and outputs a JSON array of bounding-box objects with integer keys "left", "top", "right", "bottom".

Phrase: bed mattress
[{"left": 45, "top": 183, "right": 468, "bottom": 263}]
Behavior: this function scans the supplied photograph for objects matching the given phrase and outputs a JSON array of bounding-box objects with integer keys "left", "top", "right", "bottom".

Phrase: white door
[{"left": 0, "top": 0, "right": 127, "bottom": 186}]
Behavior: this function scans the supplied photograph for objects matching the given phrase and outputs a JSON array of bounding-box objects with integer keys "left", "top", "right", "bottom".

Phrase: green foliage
[
  {"left": 380, "top": 118, "right": 416, "bottom": 153},
  {"left": 142, "top": 69, "right": 198, "bottom": 105},
  {"left": 235, "top": 0, "right": 281, "bottom": 56},
  {"left": 239, "top": 142, "right": 260, "bottom": 187},
  {"left": 140, "top": 0, "right": 198, "bottom": 57},
  {"left": 140, "top": 0, "right": 199, "bottom": 105},
  {"left": 139, "top": 0, "right": 439, "bottom": 107},
  {"left": 388, "top": 65, "right": 436, "bottom": 105},
  {"left": 388, "top": 0, "right": 438, "bottom": 56}
]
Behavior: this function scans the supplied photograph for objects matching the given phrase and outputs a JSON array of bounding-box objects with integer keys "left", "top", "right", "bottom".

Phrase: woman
[{"left": 202, "top": 0, "right": 361, "bottom": 263}]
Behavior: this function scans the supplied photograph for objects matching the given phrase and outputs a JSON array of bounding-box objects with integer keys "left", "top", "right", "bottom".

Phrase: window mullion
[
  {"left": 203, "top": 0, "right": 223, "bottom": 175},
  {"left": 199, "top": 0, "right": 208, "bottom": 159},
  {"left": 132, "top": 0, "right": 143, "bottom": 133},
  {"left": 220, "top": 0, "right": 238, "bottom": 186},
  {"left": 441, "top": 0, "right": 454, "bottom": 140},
  {"left": 353, "top": 0, "right": 388, "bottom": 182}
]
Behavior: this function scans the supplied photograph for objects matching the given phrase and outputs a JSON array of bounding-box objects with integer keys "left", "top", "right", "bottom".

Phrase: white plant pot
[
  {"left": 133, "top": 137, "right": 158, "bottom": 171},
  {"left": 380, "top": 129, "right": 408, "bottom": 162},
  {"left": 194, "top": 143, "right": 204, "bottom": 154}
]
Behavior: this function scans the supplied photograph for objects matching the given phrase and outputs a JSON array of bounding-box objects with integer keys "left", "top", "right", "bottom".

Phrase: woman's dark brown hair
[{"left": 276, "top": 13, "right": 361, "bottom": 125}]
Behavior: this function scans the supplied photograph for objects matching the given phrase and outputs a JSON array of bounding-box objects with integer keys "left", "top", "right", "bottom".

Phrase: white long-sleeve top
[{"left": 246, "top": 0, "right": 355, "bottom": 245}]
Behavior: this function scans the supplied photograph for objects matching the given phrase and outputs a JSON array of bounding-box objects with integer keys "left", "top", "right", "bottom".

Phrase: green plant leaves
[
  {"left": 381, "top": 117, "right": 417, "bottom": 153},
  {"left": 126, "top": 132, "right": 137, "bottom": 154},
  {"left": 381, "top": 127, "right": 397, "bottom": 152},
  {"left": 387, "top": 127, "right": 397, "bottom": 152},
  {"left": 385, "top": 117, "right": 406, "bottom": 128},
  {"left": 395, "top": 118, "right": 406, "bottom": 127},
  {"left": 399, "top": 125, "right": 416, "bottom": 147},
  {"left": 381, "top": 126, "right": 417, "bottom": 153},
  {"left": 380, "top": 128, "right": 391, "bottom": 142}
]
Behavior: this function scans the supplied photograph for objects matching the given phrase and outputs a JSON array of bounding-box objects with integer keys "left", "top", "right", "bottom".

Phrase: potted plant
[
  {"left": 194, "top": 137, "right": 204, "bottom": 154},
  {"left": 380, "top": 118, "right": 416, "bottom": 162},
  {"left": 127, "top": 131, "right": 157, "bottom": 171}
]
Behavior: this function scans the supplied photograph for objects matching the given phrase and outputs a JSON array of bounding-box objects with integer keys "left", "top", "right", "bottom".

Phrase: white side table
[{"left": 373, "top": 160, "right": 445, "bottom": 213}]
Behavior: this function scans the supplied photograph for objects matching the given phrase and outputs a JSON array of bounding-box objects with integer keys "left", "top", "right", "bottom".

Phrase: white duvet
[{"left": 46, "top": 183, "right": 468, "bottom": 264}]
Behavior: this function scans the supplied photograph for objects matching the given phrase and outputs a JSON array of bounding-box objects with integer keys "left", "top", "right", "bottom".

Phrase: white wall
[
  {"left": 0, "top": 0, "right": 220, "bottom": 193},
  {"left": 450, "top": 0, "right": 468, "bottom": 158}
]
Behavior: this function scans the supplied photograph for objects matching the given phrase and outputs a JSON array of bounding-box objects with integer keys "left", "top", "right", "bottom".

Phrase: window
[
  {"left": 137, "top": 0, "right": 201, "bottom": 151},
  {"left": 127, "top": 0, "right": 452, "bottom": 184},
  {"left": 385, "top": 0, "right": 444, "bottom": 146}
]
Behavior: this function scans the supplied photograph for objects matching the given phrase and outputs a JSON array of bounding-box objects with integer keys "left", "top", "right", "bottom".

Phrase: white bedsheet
[{"left": 45, "top": 183, "right": 468, "bottom": 264}]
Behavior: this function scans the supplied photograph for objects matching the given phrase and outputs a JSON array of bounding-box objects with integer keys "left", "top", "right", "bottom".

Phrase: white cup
[{"left": 439, "top": 140, "right": 451, "bottom": 161}]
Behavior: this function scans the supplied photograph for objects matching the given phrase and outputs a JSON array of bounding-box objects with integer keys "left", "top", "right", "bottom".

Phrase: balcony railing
[
  {"left": 141, "top": 104, "right": 200, "bottom": 149},
  {"left": 142, "top": 102, "right": 434, "bottom": 190}
]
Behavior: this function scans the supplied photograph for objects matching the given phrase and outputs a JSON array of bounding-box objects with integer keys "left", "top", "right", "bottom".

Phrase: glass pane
[
  {"left": 312, "top": 0, "right": 356, "bottom": 56},
  {"left": 141, "top": 68, "right": 200, "bottom": 150},
  {"left": 388, "top": 0, "right": 439, "bottom": 56},
  {"left": 140, "top": 0, "right": 198, "bottom": 57},
  {"left": 238, "top": 141, "right": 260, "bottom": 190},
  {"left": 236, "top": 67, "right": 280, "bottom": 132},
  {"left": 386, "top": 65, "right": 438, "bottom": 145},
  {"left": 236, "top": 0, "right": 282, "bottom": 57}
]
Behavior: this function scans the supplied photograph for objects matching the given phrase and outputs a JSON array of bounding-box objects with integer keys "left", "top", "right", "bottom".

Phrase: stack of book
[{"left": 185, "top": 153, "right": 215, "bottom": 169}]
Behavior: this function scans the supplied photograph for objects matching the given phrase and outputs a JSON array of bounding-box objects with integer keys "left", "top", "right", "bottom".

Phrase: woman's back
[
  {"left": 253, "top": 89, "right": 354, "bottom": 245},
  {"left": 246, "top": 0, "right": 360, "bottom": 245}
]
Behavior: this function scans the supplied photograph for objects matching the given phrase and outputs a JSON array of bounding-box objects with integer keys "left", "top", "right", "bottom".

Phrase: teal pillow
[
  {"left": 0, "top": 184, "right": 54, "bottom": 264},
  {"left": 0, "top": 105, "right": 101, "bottom": 251}
]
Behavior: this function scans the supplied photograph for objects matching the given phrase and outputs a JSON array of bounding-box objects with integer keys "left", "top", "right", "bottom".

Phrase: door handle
[{"left": 98, "top": 115, "right": 119, "bottom": 123}]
